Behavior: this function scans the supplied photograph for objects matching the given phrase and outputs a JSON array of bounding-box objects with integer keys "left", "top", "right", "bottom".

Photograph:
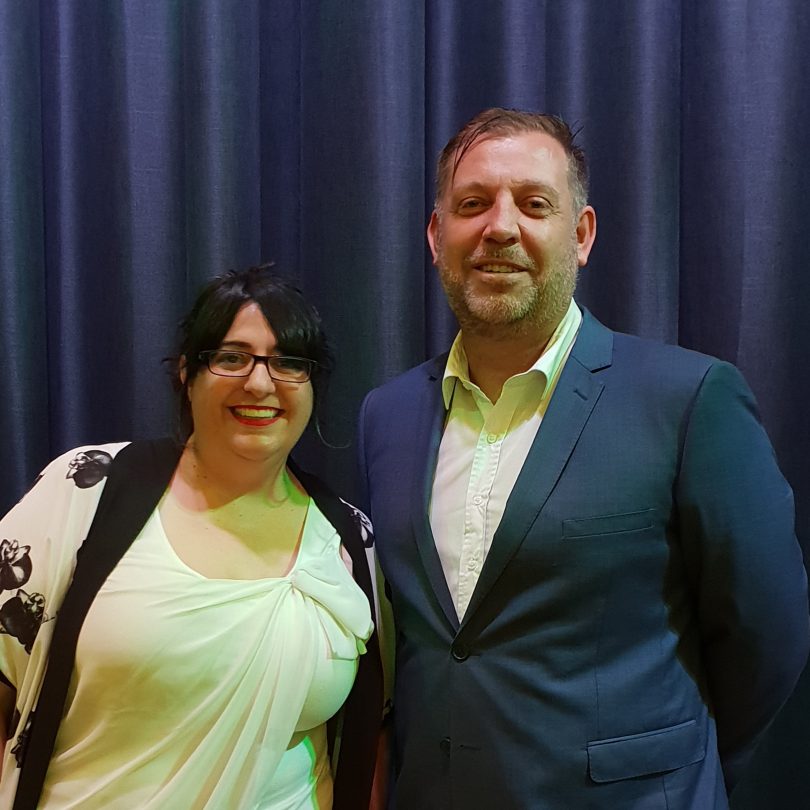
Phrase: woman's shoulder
[
  {"left": 7, "top": 442, "right": 131, "bottom": 513},
  {"left": 289, "top": 462, "right": 374, "bottom": 550},
  {"left": 336, "top": 497, "right": 374, "bottom": 549},
  {"left": 43, "top": 441, "right": 131, "bottom": 488}
]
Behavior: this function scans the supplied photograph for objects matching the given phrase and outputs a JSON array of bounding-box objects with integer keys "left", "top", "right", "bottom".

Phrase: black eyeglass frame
[{"left": 197, "top": 350, "right": 317, "bottom": 383}]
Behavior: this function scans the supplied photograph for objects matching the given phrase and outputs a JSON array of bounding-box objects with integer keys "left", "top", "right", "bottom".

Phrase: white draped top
[{"left": 38, "top": 500, "right": 373, "bottom": 809}]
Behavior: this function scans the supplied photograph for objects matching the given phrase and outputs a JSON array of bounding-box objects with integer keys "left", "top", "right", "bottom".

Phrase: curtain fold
[{"left": 0, "top": 0, "right": 48, "bottom": 492}]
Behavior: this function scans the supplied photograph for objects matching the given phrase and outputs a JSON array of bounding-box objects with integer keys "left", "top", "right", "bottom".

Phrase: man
[{"left": 357, "top": 108, "right": 809, "bottom": 809}]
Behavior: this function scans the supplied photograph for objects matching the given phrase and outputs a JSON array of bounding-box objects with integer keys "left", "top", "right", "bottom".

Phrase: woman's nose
[{"left": 242, "top": 360, "right": 277, "bottom": 395}]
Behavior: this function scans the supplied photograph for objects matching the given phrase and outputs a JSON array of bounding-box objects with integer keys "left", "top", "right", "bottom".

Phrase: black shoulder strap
[
  {"left": 13, "top": 438, "right": 181, "bottom": 810},
  {"left": 289, "top": 460, "right": 384, "bottom": 810}
]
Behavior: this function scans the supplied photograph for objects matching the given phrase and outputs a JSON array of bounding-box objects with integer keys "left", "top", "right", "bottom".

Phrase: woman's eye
[
  {"left": 216, "top": 352, "right": 249, "bottom": 367},
  {"left": 276, "top": 357, "right": 307, "bottom": 371}
]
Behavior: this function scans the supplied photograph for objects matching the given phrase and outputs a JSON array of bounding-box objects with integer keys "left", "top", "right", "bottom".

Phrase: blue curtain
[{"left": 1, "top": 1, "right": 808, "bottom": 803}]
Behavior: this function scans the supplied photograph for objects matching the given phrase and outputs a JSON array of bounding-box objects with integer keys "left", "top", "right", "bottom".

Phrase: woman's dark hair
[{"left": 171, "top": 264, "right": 334, "bottom": 441}]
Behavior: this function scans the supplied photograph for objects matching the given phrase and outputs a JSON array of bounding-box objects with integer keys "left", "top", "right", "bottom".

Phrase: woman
[{"left": 0, "top": 266, "right": 383, "bottom": 809}]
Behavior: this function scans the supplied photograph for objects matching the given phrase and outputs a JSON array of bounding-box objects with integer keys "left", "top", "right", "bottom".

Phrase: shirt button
[
  {"left": 440, "top": 737, "right": 451, "bottom": 754},
  {"left": 486, "top": 433, "right": 498, "bottom": 443},
  {"left": 451, "top": 643, "right": 469, "bottom": 662},
  {"left": 473, "top": 494, "right": 483, "bottom": 506}
]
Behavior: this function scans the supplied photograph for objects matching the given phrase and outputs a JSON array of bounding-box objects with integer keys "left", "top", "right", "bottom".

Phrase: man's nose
[
  {"left": 243, "top": 361, "right": 277, "bottom": 395},
  {"left": 482, "top": 198, "right": 520, "bottom": 244}
]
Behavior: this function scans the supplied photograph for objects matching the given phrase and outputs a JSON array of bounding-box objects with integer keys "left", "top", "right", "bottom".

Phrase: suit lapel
[
  {"left": 461, "top": 309, "right": 613, "bottom": 625},
  {"left": 408, "top": 356, "right": 460, "bottom": 630}
]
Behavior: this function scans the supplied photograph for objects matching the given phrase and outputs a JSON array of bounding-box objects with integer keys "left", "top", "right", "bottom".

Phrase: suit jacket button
[
  {"left": 451, "top": 643, "right": 469, "bottom": 661},
  {"left": 440, "top": 737, "right": 451, "bottom": 754}
]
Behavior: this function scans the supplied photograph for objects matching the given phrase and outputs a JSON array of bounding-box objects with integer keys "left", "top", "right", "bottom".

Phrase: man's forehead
[
  {"left": 458, "top": 131, "right": 565, "bottom": 165},
  {"left": 448, "top": 132, "right": 569, "bottom": 189}
]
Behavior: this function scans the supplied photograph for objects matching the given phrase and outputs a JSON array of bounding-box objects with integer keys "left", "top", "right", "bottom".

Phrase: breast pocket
[{"left": 562, "top": 508, "right": 655, "bottom": 539}]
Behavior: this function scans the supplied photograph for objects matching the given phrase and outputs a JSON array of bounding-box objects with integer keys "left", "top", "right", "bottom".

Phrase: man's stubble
[{"left": 435, "top": 225, "right": 579, "bottom": 341}]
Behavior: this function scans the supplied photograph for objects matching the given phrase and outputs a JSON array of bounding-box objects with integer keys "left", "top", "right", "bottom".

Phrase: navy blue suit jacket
[{"left": 357, "top": 308, "right": 809, "bottom": 810}]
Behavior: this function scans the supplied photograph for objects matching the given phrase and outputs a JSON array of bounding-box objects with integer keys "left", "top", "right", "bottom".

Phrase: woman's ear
[{"left": 179, "top": 356, "right": 188, "bottom": 387}]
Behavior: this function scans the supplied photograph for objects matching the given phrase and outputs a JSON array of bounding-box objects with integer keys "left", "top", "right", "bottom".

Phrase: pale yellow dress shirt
[{"left": 429, "top": 299, "right": 582, "bottom": 619}]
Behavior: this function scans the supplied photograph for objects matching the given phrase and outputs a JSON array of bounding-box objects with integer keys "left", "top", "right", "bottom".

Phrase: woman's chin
[{"left": 228, "top": 435, "right": 284, "bottom": 463}]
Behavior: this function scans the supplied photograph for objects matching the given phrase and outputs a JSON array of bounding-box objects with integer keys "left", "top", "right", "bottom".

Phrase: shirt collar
[{"left": 441, "top": 298, "right": 583, "bottom": 408}]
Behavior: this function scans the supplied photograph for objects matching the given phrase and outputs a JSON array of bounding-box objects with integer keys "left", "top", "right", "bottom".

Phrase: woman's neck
[{"left": 174, "top": 440, "right": 293, "bottom": 510}]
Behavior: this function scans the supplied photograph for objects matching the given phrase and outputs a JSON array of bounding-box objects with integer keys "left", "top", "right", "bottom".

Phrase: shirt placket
[{"left": 457, "top": 398, "right": 511, "bottom": 617}]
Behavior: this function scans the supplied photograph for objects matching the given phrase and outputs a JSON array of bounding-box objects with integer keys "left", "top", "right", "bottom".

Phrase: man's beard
[{"left": 436, "top": 237, "right": 579, "bottom": 339}]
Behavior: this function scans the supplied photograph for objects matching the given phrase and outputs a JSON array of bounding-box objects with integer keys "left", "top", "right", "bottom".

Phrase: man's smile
[
  {"left": 473, "top": 263, "right": 526, "bottom": 273},
  {"left": 470, "top": 255, "right": 533, "bottom": 274}
]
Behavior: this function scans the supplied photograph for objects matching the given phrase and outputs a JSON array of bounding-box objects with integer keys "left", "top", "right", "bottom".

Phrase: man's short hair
[{"left": 434, "top": 108, "right": 589, "bottom": 213}]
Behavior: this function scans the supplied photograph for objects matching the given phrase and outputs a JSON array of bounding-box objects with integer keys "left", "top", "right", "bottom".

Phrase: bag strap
[{"left": 13, "top": 438, "right": 181, "bottom": 810}]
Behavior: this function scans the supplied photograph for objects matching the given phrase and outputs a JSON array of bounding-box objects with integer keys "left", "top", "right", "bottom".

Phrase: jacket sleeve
[
  {"left": 0, "top": 454, "right": 78, "bottom": 691},
  {"left": 356, "top": 389, "right": 374, "bottom": 518},
  {"left": 675, "top": 361, "right": 809, "bottom": 789},
  {"left": 0, "top": 445, "right": 124, "bottom": 696},
  {"left": 356, "top": 390, "right": 395, "bottom": 703}
]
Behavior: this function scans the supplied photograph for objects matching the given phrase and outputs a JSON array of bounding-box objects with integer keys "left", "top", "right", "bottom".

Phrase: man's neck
[{"left": 461, "top": 320, "right": 559, "bottom": 403}]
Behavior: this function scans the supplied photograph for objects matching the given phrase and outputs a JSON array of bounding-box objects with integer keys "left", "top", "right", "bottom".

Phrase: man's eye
[
  {"left": 525, "top": 198, "right": 552, "bottom": 214},
  {"left": 457, "top": 198, "right": 485, "bottom": 213}
]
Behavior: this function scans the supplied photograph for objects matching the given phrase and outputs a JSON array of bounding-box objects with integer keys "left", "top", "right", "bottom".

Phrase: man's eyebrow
[
  {"left": 450, "top": 181, "right": 488, "bottom": 195},
  {"left": 451, "top": 180, "right": 560, "bottom": 197}
]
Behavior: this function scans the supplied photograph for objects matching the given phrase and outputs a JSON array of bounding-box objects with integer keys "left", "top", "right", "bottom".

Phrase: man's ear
[
  {"left": 426, "top": 211, "right": 441, "bottom": 264},
  {"left": 179, "top": 356, "right": 188, "bottom": 387},
  {"left": 575, "top": 205, "right": 597, "bottom": 267}
]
